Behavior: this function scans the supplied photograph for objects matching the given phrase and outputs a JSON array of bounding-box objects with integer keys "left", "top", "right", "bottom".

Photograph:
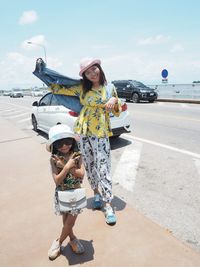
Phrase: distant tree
[{"left": 193, "top": 81, "right": 200, "bottom": 83}]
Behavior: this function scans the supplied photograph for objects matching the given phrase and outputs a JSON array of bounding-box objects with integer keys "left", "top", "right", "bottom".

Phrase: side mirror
[
  {"left": 32, "top": 101, "right": 38, "bottom": 106},
  {"left": 126, "top": 84, "right": 131, "bottom": 88}
]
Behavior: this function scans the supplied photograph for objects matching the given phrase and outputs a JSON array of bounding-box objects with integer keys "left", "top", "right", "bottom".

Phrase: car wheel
[
  {"left": 149, "top": 100, "right": 154, "bottom": 103},
  {"left": 132, "top": 93, "right": 139, "bottom": 103},
  {"left": 32, "top": 115, "right": 38, "bottom": 131}
]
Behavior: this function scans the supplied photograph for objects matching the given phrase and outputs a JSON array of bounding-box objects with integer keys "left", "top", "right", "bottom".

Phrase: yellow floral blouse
[{"left": 50, "top": 83, "right": 121, "bottom": 138}]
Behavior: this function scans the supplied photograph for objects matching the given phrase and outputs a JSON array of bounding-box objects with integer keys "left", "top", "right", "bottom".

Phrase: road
[{"left": 0, "top": 96, "right": 200, "bottom": 252}]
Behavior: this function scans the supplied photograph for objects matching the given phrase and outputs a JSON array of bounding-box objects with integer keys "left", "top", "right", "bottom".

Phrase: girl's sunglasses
[{"left": 54, "top": 138, "right": 74, "bottom": 149}]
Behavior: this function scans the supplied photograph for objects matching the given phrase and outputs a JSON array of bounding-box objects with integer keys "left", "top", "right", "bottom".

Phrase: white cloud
[
  {"left": 22, "top": 35, "right": 46, "bottom": 50},
  {"left": 99, "top": 49, "right": 200, "bottom": 85},
  {"left": 170, "top": 44, "right": 184, "bottom": 53},
  {"left": 0, "top": 50, "right": 65, "bottom": 90},
  {"left": 19, "top": 10, "right": 38, "bottom": 25},
  {"left": 138, "top": 35, "right": 171, "bottom": 46},
  {"left": 0, "top": 52, "right": 42, "bottom": 90}
]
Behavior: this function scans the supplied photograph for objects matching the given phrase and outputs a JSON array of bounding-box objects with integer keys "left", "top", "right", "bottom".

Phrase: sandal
[
  {"left": 69, "top": 238, "right": 85, "bottom": 254},
  {"left": 92, "top": 194, "right": 103, "bottom": 209},
  {"left": 105, "top": 206, "right": 116, "bottom": 225},
  {"left": 48, "top": 239, "right": 61, "bottom": 260}
]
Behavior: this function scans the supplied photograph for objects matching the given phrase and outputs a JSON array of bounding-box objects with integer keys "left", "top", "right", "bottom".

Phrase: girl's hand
[
  {"left": 51, "top": 155, "right": 65, "bottom": 168},
  {"left": 66, "top": 155, "right": 80, "bottom": 169},
  {"left": 105, "top": 97, "right": 117, "bottom": 111}
]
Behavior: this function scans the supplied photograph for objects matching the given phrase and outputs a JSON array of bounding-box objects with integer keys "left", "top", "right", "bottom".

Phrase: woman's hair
[
  {"left": 51, "top": 138, "right": 79, "bottom": 155},
  {"left": 81, "top": 64, "right": 107, "bottom": 97}
]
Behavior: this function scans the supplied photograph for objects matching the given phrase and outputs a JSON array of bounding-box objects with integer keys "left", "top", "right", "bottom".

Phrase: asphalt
[{"left": 1, "top": 118, "right": 200, "bottom": 267}]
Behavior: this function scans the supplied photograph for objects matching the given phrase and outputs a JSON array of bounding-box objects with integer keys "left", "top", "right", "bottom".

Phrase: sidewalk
[{"left": 1, "top": 119, "right": 200, "bottom": 267}]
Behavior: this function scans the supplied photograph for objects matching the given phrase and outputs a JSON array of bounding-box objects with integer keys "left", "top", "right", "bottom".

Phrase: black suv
[{"left": 112, "top": 80, "right": 157, "bottom": 103}]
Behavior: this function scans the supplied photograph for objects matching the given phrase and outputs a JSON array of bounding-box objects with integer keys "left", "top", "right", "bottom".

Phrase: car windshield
[{"left": 131, "top": 81, "right": 148, "bottom": 88}]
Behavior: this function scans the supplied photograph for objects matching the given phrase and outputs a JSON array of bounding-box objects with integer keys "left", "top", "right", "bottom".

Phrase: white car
[
  {"left": 31, "top": 92, "right": 131, "bottom": 138},
  {"left": 10, "top": 90, "right": 24, "bottom": 98},
  {"left": 31, "top": 89, "right": 44, "bottom": 97}
]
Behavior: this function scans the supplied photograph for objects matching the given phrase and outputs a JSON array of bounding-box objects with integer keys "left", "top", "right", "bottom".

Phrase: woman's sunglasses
[{"left": 54, "top": 138, "right": 74, "bottom": 149}]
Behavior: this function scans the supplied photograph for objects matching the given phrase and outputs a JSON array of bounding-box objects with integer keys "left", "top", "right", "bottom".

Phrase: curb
[{"left": 157, "top": 98, "right": 200, "bottom": 104}]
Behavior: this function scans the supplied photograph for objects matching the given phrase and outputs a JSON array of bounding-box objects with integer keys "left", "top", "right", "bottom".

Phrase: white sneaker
[{"left": 48, "top": 239, "right": 60, "bottom": 260}]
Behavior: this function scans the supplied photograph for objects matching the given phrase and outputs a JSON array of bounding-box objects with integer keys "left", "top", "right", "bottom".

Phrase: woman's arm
[
  {"left": 105, "top": 86, "right": 121, "bottom": 116},
  {"left": 49, "top": 84, "right": 81, "bottom": 97}
]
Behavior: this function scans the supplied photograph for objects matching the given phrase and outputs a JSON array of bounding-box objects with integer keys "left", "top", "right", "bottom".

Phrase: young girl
[
  {"left": 46, "top": 124, "right": 85, "bottom": 260},
  {"left": 50, "top": 58, "right": 121, "bottom": 225}
]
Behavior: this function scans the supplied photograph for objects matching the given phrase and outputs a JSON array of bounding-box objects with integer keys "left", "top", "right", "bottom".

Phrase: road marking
[
  {"left": 0, "top": 109, "right": 16, "bottom": 114},
  {"left": 132, "top": 110, "right": 200, "bottom": 122},
  {"left": 181, "top": 103, "right": 189, "bottom": 108},
  {"left": 194, "top": 159, "right": 200, "bottom": 176},
  {"left": 9, "top": 112, "right": 30, "bottom": 119},
  {"left": 17, "top": 118, "right": 31, "bottom": 123},
  {"left": 123, "top": 134, "right": 200, "bottom": 159},
  {"left": 113, "top": 140, "right": 142, "bottom": 192},
  {"left": 0, "top": 102, "right": 31, "bottom": 110}
]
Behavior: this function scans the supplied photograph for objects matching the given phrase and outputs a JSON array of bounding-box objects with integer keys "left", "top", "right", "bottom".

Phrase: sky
[{"left": 1, "top": 0, "right": 200, "bottom": 90}]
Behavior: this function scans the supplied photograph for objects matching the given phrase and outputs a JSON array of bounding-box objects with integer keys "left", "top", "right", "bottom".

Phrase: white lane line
[
  {"left": 123, "top": 134, "right": 200, "bottom": 159},
  {"left": 9, "top": 112, "right": 30, "bottom": 119},
  {"left": 0, "top": 109, "right": 16, "bottom": 114},
  {"left": 181, "top": 103, "right": 189, "bottom": 108},
  {"left": 17, "top": 118, "right": 31, "bottom": 123},
  {"left": 0, "top": 102, "right": 31, "bottom": 110},
  {"left": 26, "top": 125, "right": 33, "bottom": 129},
  {"left": 194, "top": 159, "right": 200, "bottom": 176},
  {"left": 113, "top": 140, "right": 142, "bottom": 192}
]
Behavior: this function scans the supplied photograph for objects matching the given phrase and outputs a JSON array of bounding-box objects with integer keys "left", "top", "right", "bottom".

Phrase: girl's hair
[
  {"left": 81, "top": 64, "right": 107, "bottom": 97},
  {"left": 51, "top": 138, "right": 79, "bottom": 155}
]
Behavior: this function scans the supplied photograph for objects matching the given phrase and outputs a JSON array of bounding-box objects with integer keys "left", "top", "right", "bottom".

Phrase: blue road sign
[{"left": 161, "top": 69, "right": 168, "bottom": 78}]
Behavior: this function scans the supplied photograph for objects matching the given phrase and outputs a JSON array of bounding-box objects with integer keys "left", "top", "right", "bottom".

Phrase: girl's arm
[
  {"left": 70, "top": 156, "right": 85, "bottom": 179},
  {"left": 50, "top": 156, "right": 78, "bottom": 185}
]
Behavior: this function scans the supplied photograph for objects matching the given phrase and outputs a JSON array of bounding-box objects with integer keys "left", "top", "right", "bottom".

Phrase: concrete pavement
[{"left": 1, "top": 118, "right": 200, "bottom": 267}]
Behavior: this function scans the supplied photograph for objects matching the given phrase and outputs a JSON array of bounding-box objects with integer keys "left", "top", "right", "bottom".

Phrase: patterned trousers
[{"left": 79, "top": 135, "right": 113, "bottom": 203}]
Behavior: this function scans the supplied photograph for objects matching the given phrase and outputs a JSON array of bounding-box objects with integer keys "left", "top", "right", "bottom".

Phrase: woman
[{"left": 50, "top": 58, "right": 121, "bottom": 225}]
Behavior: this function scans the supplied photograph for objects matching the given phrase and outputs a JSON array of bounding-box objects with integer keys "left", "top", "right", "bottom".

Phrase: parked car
[
  {"left": 10, "top": 89, "right": 24, "bottom": 98},
  {"left": 112, "top": 80, "right": 157, "bottom": 103},
  {"left": 3, "top": 91, "right": 11, "bottom": 96},
  {"left": 31, "top": 89, "right": 45, "bottom": 97},
  {"left": 31, "top": 92, "right": 131, "bottom": 138}
]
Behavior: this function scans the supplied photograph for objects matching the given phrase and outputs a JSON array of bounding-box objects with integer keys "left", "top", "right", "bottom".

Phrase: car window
[
  {"left": 131, "top": 81, "right": 147, "bottom": 88},
  {"left": 51, "top": 94, "right": 61, "bottom": 106},
  {"left": 39, "top": 93, "right": 52, "bottom": 106},
  {"left": 53, "top": 94, "right": 83, "bottom": 113}
]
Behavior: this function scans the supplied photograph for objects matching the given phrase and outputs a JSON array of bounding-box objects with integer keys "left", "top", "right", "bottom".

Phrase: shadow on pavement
[
  {"left": 61, "top": 239, "right": 94, "bottom": 265},
  {"left": 86, "top": 195, "right": 126, "bottom": 212},
  {"left": 110, "top": 136, "right": 132, "bottom": 150}
]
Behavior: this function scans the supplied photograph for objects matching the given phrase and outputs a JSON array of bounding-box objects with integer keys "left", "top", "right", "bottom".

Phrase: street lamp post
[{"left": 27, "top": 41, "right": 47, "bottom": 65}]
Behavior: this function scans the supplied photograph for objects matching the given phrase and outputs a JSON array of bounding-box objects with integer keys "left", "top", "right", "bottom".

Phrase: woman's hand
[{"left": 105, "top": 97, "right": 117, "bottom": 111}]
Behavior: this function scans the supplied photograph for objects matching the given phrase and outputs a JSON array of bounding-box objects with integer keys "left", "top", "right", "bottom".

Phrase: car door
[
  {"left": 120, "top": 82, "right": 131, "bottom": 99},
  {"left": 114, "top": 82, "right": 126, "bottom": 99},
  {"left": 46, "top": 94, "right": 71, "bottom": 131},
  {"left": 37, "top": 93, "right": 52, "bottom": 130}
]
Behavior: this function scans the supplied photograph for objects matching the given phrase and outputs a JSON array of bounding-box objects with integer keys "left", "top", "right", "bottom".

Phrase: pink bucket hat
[{"left": 79, "top": 58, "right": 101, "bottom": 76}]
